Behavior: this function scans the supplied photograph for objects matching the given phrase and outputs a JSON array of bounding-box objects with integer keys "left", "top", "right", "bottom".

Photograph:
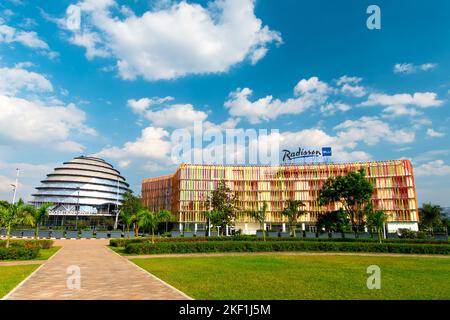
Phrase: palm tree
[
  {"left": 419, "top": 203, "right": 443, "bottom": 235},
  {"left": 366, "top": 209, "right": 387, "bottom": 243},
  {"left": 138, "top": 209, "right": 172, "bottom": 243},
  {"left": 22, "top": 203, "right": 52, "bottom": 239},
  {"left": 120, "top": 210, "right": 137, "bottom": 238},
  {"left": 0, "top": 199, "right": 33, "bottom": 247},
  {"left": 281, "top": 199, "right": 306, "bottom": 237},
  {"left": 248, "top": 201, "right": 268, "bottom": 241}
]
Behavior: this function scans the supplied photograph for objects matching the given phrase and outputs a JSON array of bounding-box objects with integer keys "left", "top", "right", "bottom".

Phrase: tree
[
  {"left": 281, "top": 199, "right": 306, "bottom": 237},
  {"left": 22, "top": 203, "right": 53, "bottom": 239},
  {"left": 365, "top": 207, "right": 387, "bottom": 243},
  {"left": 248, "top": 201, "right": 268, "bottom": 241},
  {"left": 119, "top": 190, "right": 142, "bottom": 238},
  {"left": 209, "top": 180, "right": 238, "bottom": 236},
  {"left": 318, "top": 169, "right": 374, "bottom": 235},
  {"left": 419, "top": 203, "right": 443, "bottom": 235},
  {"left": 137, "top": 209, "right": 172, "bottom": 243},
  {"left": 0, "top": 199, "right": 33, "bottom": 247},
  {"left": 316, "top": 208, "right": 349, "bottom": 234}
]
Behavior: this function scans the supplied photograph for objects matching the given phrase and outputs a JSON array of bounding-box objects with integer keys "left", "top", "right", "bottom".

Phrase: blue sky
[{"left": 0, "top": 0, "right": 449, "bottom": 206}]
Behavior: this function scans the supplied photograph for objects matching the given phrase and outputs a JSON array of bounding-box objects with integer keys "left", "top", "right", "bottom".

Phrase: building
[
  {"left": 31, "top": 156, "right": 130, "bottom": 227},
  {"left": 142, "top": 160, "right": 419, "bottom": 234}
]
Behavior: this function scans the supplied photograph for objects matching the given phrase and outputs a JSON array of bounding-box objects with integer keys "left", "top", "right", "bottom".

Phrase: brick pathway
[{"left": 4, "top": 239, "right": 191, "bottom": 300}]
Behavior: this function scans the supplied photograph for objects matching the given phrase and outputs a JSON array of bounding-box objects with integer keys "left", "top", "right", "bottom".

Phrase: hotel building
[{"left": 142, "top": 160, "right": 419, "bottom": 234}]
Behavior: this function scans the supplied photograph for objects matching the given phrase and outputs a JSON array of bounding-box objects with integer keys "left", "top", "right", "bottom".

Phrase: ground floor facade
[{"left": 142, "top": 160, "right": 419, "bottom": 234}]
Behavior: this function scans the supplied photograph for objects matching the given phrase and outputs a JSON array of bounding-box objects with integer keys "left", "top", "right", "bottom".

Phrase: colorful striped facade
[{"left": 142, "top": 160, "right": 419, "bottom": 228}]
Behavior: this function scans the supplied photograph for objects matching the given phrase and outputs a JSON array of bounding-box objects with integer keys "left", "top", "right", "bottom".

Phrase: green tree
[
  {"left": 209, "top": 180, "right": 238, "bottom": 236},
  {"left": 365, "top": 207, "right": 387, "bottom": 243},
  {"left": 316, "top": 209, "right": 349, "bottom": 234},
  {"left": 248, "top": 201, "right": 268, "bottom": 241},
  {"left": 281, "top": 199, "right": 306, "bottom": 237},
  {"left": 137, "top": 209, "right": 172, "bottom": 243},
  {"left": 119, "top": 190, "right": 142, "bottom": 238},
  {"left": 0, "top": 199, "right": 33, "bottom": 247},
  {"left": 419, "top": 203, "right": 443, "bottom": 235},
  {"left": 318, "top": 169, "right": 374, "bottom": 235},
  {"left": 22, "top": 203, "right": 53, "bottom": 239}
]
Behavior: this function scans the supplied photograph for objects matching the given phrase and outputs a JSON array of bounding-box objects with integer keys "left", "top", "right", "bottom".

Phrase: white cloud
[
  {"left": 61, "top": 0, "right": 282, "bottom": 80},
  {"left": 340, "top": 83, "right": 366, "bottom": 97},
  {"left": 0, "top": 23, "right": 48, "bottom": 49},
  {"left": 55, "top": 140, "right": 86, "bottom": 153},
  {"left": 336, "top": 76, "right": 366, "bottom": 97},
  {"left": 225, "top": 77, "right": 330, "bottom": 124},
  {"left": 0, "top": 94, "right": 96, "bottom": 144},
  {"left": 393, "top": 62, "right": 437, "bottom": 74},
  {"left": 95, "top": 127, "right": 172, "bottom": 162},
  {"left": 334, "top": 116, "right": 415, "bottom": 146},
  {"left": 361, "top": 92, "right": 443, "bottom": 114},
  {"left": 415, "top": 160, "right": 450, "bottom": 176},
  {"left": 426, "top": 128, "right": 445, "bottom": 138},
  {"left": 0, "top": 67, "right": 53, "bottom": 95},
  {"left": 320, "top": 102, "right": 350, "bottom": 116},
  {"left": 145, "top": 104, "right": 208, "bottom": 128},
  {"left": 127, "top": 96, "right": 174, "bottom": 114}
]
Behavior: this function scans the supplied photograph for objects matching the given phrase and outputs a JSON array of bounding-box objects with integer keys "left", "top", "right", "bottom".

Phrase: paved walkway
[{"left": 3, "top": 240, "right": 190, "bottom": 300}]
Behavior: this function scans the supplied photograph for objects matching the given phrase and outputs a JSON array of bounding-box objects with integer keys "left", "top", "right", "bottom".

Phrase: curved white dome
[{"left": 31, "top": 156, "right": 130, "bottom": 215}]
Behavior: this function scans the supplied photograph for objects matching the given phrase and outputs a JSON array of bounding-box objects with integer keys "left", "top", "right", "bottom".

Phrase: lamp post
[
  {"left": 113, "top": 177, "right": 120, "bottom": 230},
  {"left": 75, "top": 187, "right": 80, "bottom": 230},
  {"left": 11, "top": 168, "right": 20, "bottom": 204}
]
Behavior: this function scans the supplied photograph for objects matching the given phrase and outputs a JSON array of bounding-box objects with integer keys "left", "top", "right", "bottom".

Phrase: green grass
[
  {"left": 36, "top": 246, "right": 61, "bottom": 260},
  {"left": 108, "top": 246, "right": 130, "bottom": 255},
  {"left": 133, "top": 254, "right": 450, "bottom": 300},
  {"left": 0, "top": 265, "right": 40, "bottom": 298}
]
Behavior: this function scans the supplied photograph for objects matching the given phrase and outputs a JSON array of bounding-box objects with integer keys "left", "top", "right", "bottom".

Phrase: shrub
[
  {"left": 0, "top": 247, "right": 40, "bottom": 260},
  {"left": 124, "top": 240, "right": 450, "bottom": 255},
  {"left": 0, "top": 239, "right": 53, "bottom": 249},
  {"left": 110, "top": 235, "right": 449, "bottom": 247}
]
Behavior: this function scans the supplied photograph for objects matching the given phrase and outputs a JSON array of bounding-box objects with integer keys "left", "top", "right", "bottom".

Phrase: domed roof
[{"left": 31, "top": 156, "right": 130, "bottom": 209}]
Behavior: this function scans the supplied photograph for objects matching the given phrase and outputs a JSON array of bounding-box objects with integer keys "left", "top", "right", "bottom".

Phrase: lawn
[
  {"left": 0, "top": 265, "right": 39, "bottom": 298},
  {"left": 133, "top": 254, "right": 450, "bottom": 300},
  {"left": 36, "top": 246, "right": 61, "bottom": 260}
]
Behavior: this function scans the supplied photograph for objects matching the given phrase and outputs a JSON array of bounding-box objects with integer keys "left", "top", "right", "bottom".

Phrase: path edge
[
  {"left": 1, "top": 245, "right": 64, "bottom": 300},
  {"left": 106, "top": 246, "right": 194, "bottom": 300}
]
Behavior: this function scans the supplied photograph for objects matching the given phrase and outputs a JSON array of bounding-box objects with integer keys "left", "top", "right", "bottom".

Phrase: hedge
[
  {"left": 110, "top": 235, "right": 449, "bottom": 247},
  {"left": 124, "top": 240, "right": 450, "bottom": 255},
  {"left": 0, "top": 246, "right": 40, "bottom": 260},
  {"left": 0, "top": 239, "right": 54, "bottom": 249}
]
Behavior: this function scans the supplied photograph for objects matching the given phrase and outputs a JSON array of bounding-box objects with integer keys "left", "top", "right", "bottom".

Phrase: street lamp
[
  {"left": 75, "top": 187, "right": 80, "bottom": 230},
  {"left": 11, "top": 168, "right": 20, "bottom": 204}
]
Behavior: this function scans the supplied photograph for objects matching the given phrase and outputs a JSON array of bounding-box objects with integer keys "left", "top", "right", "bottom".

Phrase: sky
[{"left": 0, "top": 0, "right": 449, "bottom": 206}]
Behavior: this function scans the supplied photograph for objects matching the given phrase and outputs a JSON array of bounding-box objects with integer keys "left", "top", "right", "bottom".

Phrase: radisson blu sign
[{"left": 282, "top": 147, "right": 332, "bottom": 162}]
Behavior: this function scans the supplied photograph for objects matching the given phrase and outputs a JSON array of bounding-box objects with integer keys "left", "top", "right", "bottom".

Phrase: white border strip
[{"left": 107, "top": 246, "right": 193, "bottom": 300}]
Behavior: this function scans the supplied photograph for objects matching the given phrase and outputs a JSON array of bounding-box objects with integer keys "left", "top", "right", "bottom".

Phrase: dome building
[{"left": 31, "top": 156, "right": 130, "bottom": 227}]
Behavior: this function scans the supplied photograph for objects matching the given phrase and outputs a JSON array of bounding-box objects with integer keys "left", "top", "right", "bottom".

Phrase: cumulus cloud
[
  {"left": 0, "top": 94, "right": 96, "bottom": 144},
  {"left": 60, "top": 0, "right": 282, "bottom": 80},
  {"left": 320, "top": 102, "right": 350, "bottom": 116},
  {"left": 426, "top": 128, "right": 445, "bottom": 138},
  {"left": 333, "top": 116, "right": 415, "bottom": 146},
  {"left": 336, "top": 75, "right": 366, "bottom": 97},
  {"left": 393, "top": 62, "right": 437, "bottom": 74},
  {"left": 361, "top": 92, "right": 443, "bottom": 108},
  {"left": 0, "top": 66, "right": 53, "bottom": 95},
  {"left": 0, "top": 23, "right": 57, "bottom": 58},
  {"left": 415, "top": 160, "right": 450, "bottom": 176},
  {"left": 225, "top": 77, "right": 330, "bottom": 124},
  {"left": 127, "top": 96, "right": 174, "bottom": 114}
]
